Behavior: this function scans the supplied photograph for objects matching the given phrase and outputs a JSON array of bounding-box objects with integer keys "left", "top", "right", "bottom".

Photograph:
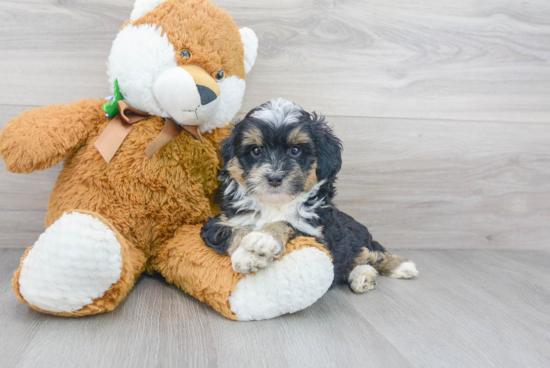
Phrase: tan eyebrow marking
[
  {"left": 287, "top": 127, "right": 311, "bottom": 145},
  {"left": 242, "top": 125, "right": 264, "bottom": 146}
]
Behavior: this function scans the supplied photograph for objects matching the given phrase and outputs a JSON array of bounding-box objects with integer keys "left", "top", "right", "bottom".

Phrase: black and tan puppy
[{"left": 201, "top": 99, "right": 418, "bottom": 292}]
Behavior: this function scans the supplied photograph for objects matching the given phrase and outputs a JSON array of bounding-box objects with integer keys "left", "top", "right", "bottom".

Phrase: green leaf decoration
[{"left": 102, "top": 79, "right": 124, "bottom": 117}]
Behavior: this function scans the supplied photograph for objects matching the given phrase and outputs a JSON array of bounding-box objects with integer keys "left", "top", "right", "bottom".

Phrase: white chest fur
[{"left": 223, "top": 180, "right": 325, "bottom": 237}]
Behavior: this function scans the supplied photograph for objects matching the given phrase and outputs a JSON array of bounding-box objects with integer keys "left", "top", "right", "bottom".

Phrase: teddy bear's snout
[
  {"left": 197, "top": 85, "right": 217, "bottom": 105},
  {"left": 153, "top": 64, "right": 221, "bottom": 126}
]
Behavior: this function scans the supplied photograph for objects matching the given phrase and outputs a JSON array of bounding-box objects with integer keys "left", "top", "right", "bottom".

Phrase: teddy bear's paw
[
  {"left": 18, "top": 212, "right": 123, "bottom": 313},
  {"left": 228, "top": 245, "right": 334, "bottom": 321},
  {"left": 240, "top": 231, "right": 284, "bottom": 260},
  {"left": 231, "top": 246, "right": 269, "bottom": 274},
  {"left": 348, "top": 265, "right": 378, "bottom": 293}
]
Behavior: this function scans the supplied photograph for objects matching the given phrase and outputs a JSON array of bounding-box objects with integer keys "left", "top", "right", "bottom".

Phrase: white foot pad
[
  {"left": 229, "top": 247, "right": 334, "bottom": 321},
  {"left": 19, "top": 212, "right": 122, "bottom": 313},
  {"left": 390, "top": 261, "right": 419, "bottom": 279},
  {"left": 349, "top": 264, "right": 378, "bottom": 293}
]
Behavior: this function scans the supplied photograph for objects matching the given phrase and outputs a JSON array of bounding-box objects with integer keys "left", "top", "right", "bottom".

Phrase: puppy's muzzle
[{"left": 267, "top": 173, "right": 284, "bottom": 188}]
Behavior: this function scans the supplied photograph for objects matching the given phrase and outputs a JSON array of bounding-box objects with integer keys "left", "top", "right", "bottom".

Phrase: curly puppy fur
[{"left": 201, "top": 99, "right": 418, "bottom": 291}]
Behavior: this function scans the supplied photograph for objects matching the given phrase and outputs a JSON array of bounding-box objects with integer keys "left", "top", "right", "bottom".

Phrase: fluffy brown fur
[
  {"left": 3, "top": 96, "right": 230, "bottom": 315},
  {"left": 151, "top": 225, "right": 330, "bottom": 320},
  {"left": 130, "top": 0, "right": 246, "bottom": 80},
  {"left": 38, "top": 99, "right": 228, "bottom": 261},
  {"left": 1, "top": 0, "right": 330, "bottom": 319},
  {"left": 0, "top": 98, "right": 108, "bottom": 173}
]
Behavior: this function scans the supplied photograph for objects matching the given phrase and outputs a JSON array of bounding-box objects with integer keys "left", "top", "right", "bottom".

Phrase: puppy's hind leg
[
  {"left": 348, "top": 264, "right": 378, "bottom": 293},
  {"left": 355, "top": 247, "right": 419, "bottom": 279},
  {"left": 387, "top": 256, "right": 419, "bottom": 279}
]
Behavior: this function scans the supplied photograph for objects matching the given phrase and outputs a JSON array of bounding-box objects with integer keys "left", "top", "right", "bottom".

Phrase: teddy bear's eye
[
  {"left": 180, "top": 49, "right": 192, "bottom": 58},
  {"left": 215, "top": 70, "right": 225, "bottom": 81}
]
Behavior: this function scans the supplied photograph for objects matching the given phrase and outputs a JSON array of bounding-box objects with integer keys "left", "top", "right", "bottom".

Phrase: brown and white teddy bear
[{"left": 0, "top": 0, "right": 334, "bottom": 321}]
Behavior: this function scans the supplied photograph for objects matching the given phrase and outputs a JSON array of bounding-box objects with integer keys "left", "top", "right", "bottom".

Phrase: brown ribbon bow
[{"left": 94, "top": 100, "right": 203, "bottom": 164}]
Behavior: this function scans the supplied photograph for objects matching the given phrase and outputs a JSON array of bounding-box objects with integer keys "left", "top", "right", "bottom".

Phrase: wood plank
[
  {"left": 0, "top": 248, "right": 412, "bottom": 368},
  {"left": 2, "top": 248, "right": 550, "bottom": 367},
  {"left": 0, "top": 248, "right": 46, "bottom": 366},
  {"left": 343, "top": 249, "right": 550, "bottom": 367},
  {"left": 330, "top": 116, "right": 550, "bottom": 250},
  {"left": 2, "top": 110, "right": 548, "bottom": 249},
  {"left": 0, "top": 211, "right": 45, "bottom": 249},
  {"left": 0, "top": 0, "right": 549, "bottom": 123}
]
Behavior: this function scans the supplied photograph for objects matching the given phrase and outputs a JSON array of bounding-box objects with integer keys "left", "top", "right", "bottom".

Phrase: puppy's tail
[{"left": 354, "top": 245, "right": 419, "bottom": 279}]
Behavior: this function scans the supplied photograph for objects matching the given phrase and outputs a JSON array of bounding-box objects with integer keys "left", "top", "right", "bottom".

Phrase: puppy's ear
[
  {"left": 218, "top": 126, "right": 238, "bottom": 182},
  {"left": 219, "top": 133, "right": 235, "bottom": 164},
  {"left": 309, "top": 113, "right": 342, "bottom": 182}
]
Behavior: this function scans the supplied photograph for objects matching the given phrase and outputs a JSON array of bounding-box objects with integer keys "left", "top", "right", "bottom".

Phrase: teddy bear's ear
[
  {"left": 130, "top": 0, "right": 167, "bottom": 21},
  {"left": 239, "top": 27, "right": 259, "bottom": 75}
]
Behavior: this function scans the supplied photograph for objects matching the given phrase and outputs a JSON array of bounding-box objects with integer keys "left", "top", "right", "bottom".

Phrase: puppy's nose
[
  {"left": 197, "top": 85, "right": 217, "bottom": 105},
  {"left": 267, "top": 174, "right": 284, "bottom": 187}
]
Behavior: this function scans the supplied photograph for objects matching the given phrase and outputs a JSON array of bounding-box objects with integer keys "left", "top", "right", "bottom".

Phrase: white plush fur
[
  {"left": 18, "top": 213, "right": 122, "bottom": 313},
  {"left": 200, "top": 76, "right": 246, "bottom": 133},
  {"left": 107, "top": 24, "right": 249, "bottom": 132},
  {"left": 251, "top": 98, "right": 303, "bottom": 126},
  {"left": 130, "top": 0, "right": 167, "bottom": 21},
  {"left": 229, "top": 246, "right": 333, "bottom": 321},
  {"left": 349, "top": 264, "right": 378, "bottom": 293},
  {"left": 108, "top": 24, "right": 176, "bottom": 117},
  {"left": 222, "top": 180, "right": 326, "bottom": 237},
  {"left": 153, "top": 66, "right": 221, "bottom": 126},
  {"left": 390, "top": 261, "right": 419, "bottom": 279},
  {"left": 239, "top": 27, "right": 258, "bottom": 75}
]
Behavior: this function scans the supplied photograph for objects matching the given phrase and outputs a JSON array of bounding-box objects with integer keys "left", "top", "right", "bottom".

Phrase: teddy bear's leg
[
  {"left": 12, "top": 210, "right": 146, "bottom": 316},
  {"left": 151, "top": 225, "right": 334, "bottom": 321}
]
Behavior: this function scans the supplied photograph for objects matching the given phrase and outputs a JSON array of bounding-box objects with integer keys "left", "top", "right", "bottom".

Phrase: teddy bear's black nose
[
  {"left": 267, "top": 174, "right": 284, "bottom": 187},
  {"left": 197, "top": 85, "right": 217, "bottom": 105}
]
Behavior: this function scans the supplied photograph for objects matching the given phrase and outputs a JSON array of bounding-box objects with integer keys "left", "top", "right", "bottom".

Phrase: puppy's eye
[
  {"left": 251, "top": 146, "right": 262, "bottom": 157},
  {"left": 215, "top": 70, "right": 225, "bottom": 81},
  {"left": 288, "top": 146, "right": 301, "bottom": 156},
  {"left": 180, "top": 49, "right": 192, "bottom": 58}
]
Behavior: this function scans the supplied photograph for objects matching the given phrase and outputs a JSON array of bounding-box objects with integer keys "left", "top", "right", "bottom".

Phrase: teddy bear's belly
[{"left": 45, "top": 124, "right": 221, "bottom": 254}]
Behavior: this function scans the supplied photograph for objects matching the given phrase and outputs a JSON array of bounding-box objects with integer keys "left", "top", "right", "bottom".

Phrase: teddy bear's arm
[{"left": 0, "top": 98, "right": 107, "bottom": 173}]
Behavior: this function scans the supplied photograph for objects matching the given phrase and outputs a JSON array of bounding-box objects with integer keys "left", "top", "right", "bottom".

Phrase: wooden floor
[
  {"left": 1, "top": 0, "right": 549, "bottom": 367},
  {"left": 1, "top": 248, "right": 550, "bottom": 367}
]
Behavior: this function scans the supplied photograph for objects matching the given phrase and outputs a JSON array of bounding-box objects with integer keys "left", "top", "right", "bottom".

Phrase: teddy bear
[{"left": 0, "top": 0, "right": 334, "bottom": 321}]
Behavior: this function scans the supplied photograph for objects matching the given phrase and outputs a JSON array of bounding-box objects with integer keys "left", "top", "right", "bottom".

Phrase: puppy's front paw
[
  {"left": 231, "top": 246, "right": 269, "bottom": 274},
  {"left": 230, "top": 232, "right": 285, "bottom": 274},
  {"left": 241, "top": 231, "right": 284, "bottom": 259}
]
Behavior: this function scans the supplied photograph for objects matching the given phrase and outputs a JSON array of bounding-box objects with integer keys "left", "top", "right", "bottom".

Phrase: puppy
[{"left": 201, "top": 99, "right": 418, "bottom": 292}]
